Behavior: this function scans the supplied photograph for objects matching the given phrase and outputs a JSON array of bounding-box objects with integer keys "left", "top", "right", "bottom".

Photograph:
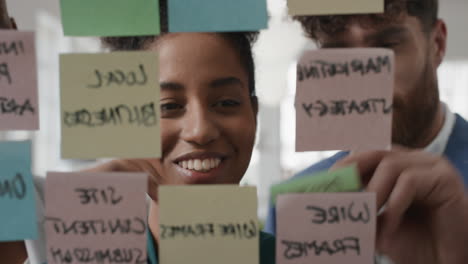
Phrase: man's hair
[
  {"left": 294, "top": 0, "right": 439, "bottom": 40},
  {"left": 101, "top": 0, "right": 259, "bottom": 97}
]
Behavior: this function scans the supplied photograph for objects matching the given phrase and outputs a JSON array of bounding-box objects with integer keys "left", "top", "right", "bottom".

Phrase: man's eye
[{"left": 160, "top": 103, "right": 183, "bottom": 112}]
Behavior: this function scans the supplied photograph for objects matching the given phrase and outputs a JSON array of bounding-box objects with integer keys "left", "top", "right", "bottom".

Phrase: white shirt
[{"left": 424, "top": 103, "right": 456, "bottom": 155}]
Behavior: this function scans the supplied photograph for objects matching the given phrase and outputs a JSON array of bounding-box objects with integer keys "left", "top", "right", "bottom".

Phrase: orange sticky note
[
  {"left": 44, "top": 172, "right": 148, "bottom": 264},
  {"left": 0, "top": 30, "right": 39, "bottom": 130},
  {"left": 276, "top": 193, "right": 376, "bottom": 264},
  {"left": 296, "top": 48, "right": 394, "bottom": 152}
]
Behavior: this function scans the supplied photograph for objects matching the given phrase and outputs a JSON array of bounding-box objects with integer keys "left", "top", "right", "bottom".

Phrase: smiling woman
[{"left": 85, "top": 0, "right": 276, "bottom": 263}]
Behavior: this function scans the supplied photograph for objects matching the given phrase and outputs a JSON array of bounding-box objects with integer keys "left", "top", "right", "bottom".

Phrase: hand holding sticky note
[
  {"left": 0, "top": 30, "right": 39, "bottom": 130},
  {"left": 296, "top": 48, "right": 394, "bottom": 152},
  {"left": 0, "top": 141, "right": 37, "bottom": 242},
  {"left": 158, "top": 185, "right": 259, "bottom": 264},
  {"left": 44, "top": 172, "right": 148, "bottom": 264},
  {"left": 276, "top": 193, "right": 376, "bottom": 264},
  {"left": 60, "top": 51, "right": 160, "bottom": 159}
]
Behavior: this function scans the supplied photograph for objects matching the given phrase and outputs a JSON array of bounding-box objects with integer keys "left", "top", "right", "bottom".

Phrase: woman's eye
[
  {"left": 380, "top": 42, "right": 399, "bottom": 48},
  {"left": 215, "top": 99, "right": 241, "bottom": 108},
  {"left": 160, "top": 102, "right": 183, "bottom": 112}
]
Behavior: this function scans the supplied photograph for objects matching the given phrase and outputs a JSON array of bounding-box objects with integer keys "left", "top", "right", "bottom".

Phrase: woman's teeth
[{"left": 178, "top": 158, "right": 221, "bottom": 172}]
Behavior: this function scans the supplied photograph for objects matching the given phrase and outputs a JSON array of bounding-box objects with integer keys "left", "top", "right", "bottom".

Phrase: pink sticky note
[
  {"left": 0, "top": 30, "right": 39, "bottom": 130},
  {"left": 296, "top": 48, "right": 394, "bottom": 151},
  {"left": 45, "top": 172, "right": 148, "bottom": 264},
  {"left": 276, "top": 193, "right": 376, "bottom": 264}
]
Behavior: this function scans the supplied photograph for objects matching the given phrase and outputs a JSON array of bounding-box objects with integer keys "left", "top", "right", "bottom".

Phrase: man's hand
[{"left": 332, "top": 150, "right": 468, "bottom": 264}]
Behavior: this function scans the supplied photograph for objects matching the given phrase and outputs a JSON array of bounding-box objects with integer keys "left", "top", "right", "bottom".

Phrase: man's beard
[{"left": 391, "top": 60, "right": 440, "bottom": 148}]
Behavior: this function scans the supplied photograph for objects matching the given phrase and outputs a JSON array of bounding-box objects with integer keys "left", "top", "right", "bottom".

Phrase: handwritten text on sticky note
[
  {"left": 277, "top": 193, "right": 376, "bottom": 264},
  {"left": 169, "top": 0, "right": 267, "bottom": 32},
  {"left": 0, "top": 141, "right": 37, "bottom": 241},
  {"left": 296, "top": 48, "right": 394, "bottom": 152},
  {"left": 60, "top": 0, "right": 160, "bottom": 36},
  {"left": 288, "top": 0, "right": 384, "bottom": 16},
  {"left": 45, "top": 172, "right": 148, "bottom": 264},
  {"left": 159, "top": 185, "right": 259, "bottom": 264},
  {"left": 0, "top": 30, "right": 39, "bottom": 130},
  {"left": 60, "top": 52, "right": 161, "bottom": 159}
]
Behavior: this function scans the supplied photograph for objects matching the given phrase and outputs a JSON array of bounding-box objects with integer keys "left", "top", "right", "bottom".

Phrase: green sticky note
[
  {"left": 270, "top": 166, "right": 362, "bottom": 205},
  {"left": 60, "top": 0, "right": 160, "bottom": 36}
]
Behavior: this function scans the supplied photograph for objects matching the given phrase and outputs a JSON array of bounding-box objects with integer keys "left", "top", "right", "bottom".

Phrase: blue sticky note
[
  {"left": 0, "top": 141, "right": 37, "bottom": 241},
  {"left": 169, "top": 0, "right": 268, "bottom": 32}
]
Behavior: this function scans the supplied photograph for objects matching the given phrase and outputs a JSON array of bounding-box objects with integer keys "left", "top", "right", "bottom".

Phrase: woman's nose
[{"left": 180, "top": 105, "right": 220, "bottom": 146}]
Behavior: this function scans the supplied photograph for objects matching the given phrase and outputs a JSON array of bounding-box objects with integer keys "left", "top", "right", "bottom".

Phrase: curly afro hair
[{"left": 101, "top": 0, "right": 259, "bottom": 97}]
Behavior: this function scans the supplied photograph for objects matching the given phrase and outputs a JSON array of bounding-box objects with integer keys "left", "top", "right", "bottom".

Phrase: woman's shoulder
[{"left": 260, "top": 231, "right": 276, "bottom": 264}]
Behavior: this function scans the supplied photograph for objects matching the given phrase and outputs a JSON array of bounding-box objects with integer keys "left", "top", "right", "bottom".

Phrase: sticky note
[
  {"left": 0, "top": 141, "right": 37, "bottom": 241},
  {"left": 44, "top": 172, "right": 148, "bottom": 264},
  {"left": 168, "top": 0, "right": 268, "bottom": 32},
  {"left": 296, "top": 48, "right": 394, "bottom": 152},
  {"left": 60, "top": 52, "right": 161, "bottom": 159},
  {"left": 288, "top": 0, "right": 384, "bottom": 16},
  {"left": 276, "top": 193, "right": 376, "bottom": 264},
  {"left": 270, "top": 166, "right": 361, "bottom": 205},
  {"left": 159, "top": 185, "right": 259, "bottom": 264},
  {"left": 60, "top": 0, "right": 160, "bottom": 36},
  {"left": 0, "top": 30, "right": 39, "bottom": 130}
]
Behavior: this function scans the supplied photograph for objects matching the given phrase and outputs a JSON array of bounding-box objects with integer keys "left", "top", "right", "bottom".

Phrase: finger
[
  {"left": 390, "top": 144, "right": 419, "bottom": 152},
  {"left": 82, "top": 159, "right": 162, "bottom": 201},
  {"left": 427, "top": 158, "right": 465, "bottom": 207},
  {"left": 330, "top": 151, "right": 390, "bottom": 185},
  {"left": 366, "top": 152, "right": 436, "bottom": 209},
  {"left": 377, "top": 167, "right": 426, "bottom": 244}
]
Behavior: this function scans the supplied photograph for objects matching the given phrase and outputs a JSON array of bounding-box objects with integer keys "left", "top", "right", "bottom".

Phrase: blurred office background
[{"left": 4, "top": 0, "right": 468, "bottom": 220}]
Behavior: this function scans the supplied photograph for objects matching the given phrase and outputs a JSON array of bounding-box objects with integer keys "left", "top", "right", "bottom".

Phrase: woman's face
[{"left": 146, "top": 33, "right": 257, "bottom": 199}]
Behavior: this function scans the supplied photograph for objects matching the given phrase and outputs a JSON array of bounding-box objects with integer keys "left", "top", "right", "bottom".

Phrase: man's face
[{"left": 314, "top": 15, "right": 445, "bottom": 148}]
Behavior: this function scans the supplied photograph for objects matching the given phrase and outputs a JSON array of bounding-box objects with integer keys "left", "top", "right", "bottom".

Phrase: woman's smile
[{"left": 172, "top": 151, "right": 229, "bottom": 183}]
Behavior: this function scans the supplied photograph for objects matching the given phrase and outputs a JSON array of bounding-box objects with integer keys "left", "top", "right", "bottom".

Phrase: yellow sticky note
[
  {"left": 288, "top": 0, "right": 384, "bottom": 16},
  {"left": 158, "top": 185, "right": 259, "bottom": 264},
  {"left": 60, "top": 52, "right": 160, "bottom": 159}
]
